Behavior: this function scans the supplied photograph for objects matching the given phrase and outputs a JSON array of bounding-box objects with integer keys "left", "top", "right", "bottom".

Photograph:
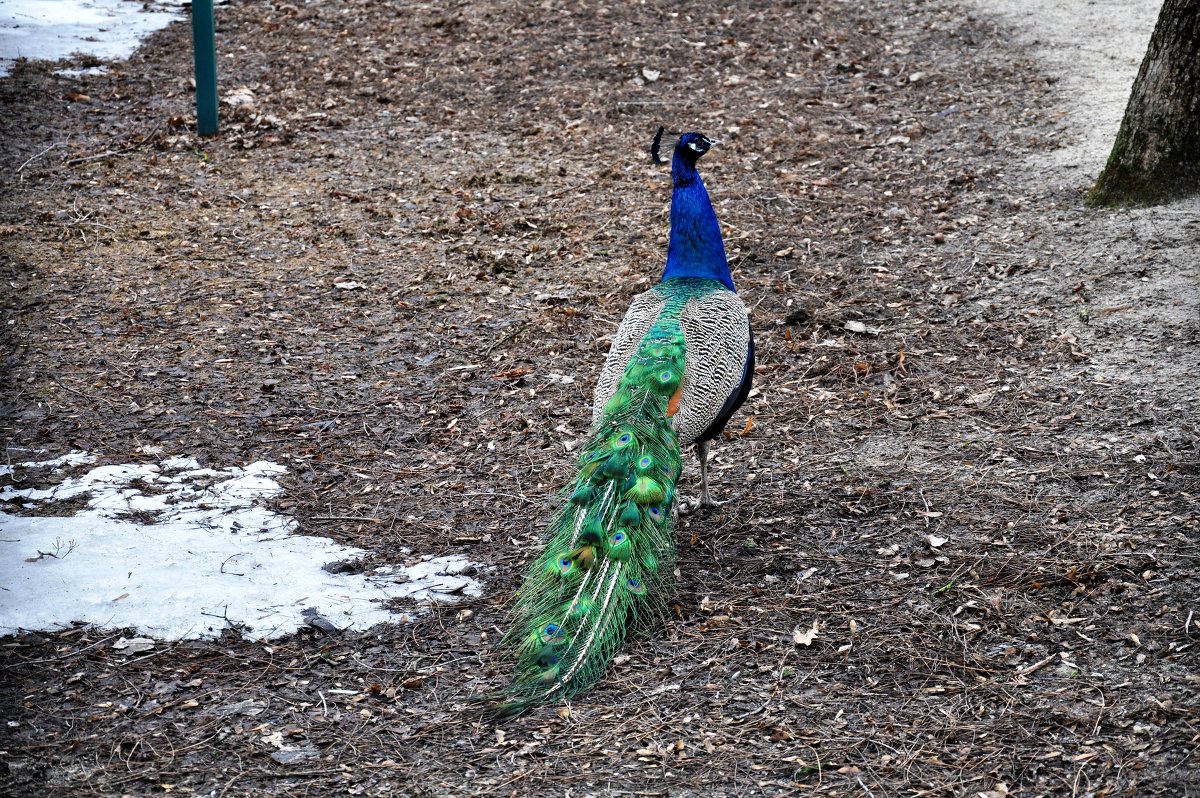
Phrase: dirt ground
[{"left": 1, "top": 0, "right": 1197, "bottom": 796}]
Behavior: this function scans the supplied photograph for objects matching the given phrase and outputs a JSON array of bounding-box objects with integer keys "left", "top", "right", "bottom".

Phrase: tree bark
[{"left": 1087, "top": 0, "right": 1200, "bottom": 207}]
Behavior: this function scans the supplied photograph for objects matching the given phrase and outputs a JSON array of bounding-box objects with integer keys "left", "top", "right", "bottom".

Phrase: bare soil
[{"left": 1, "top": 1, "right": 1196, "bottom": 796}]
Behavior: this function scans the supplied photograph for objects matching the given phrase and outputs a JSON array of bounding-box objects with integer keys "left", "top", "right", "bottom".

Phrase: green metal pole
[{"left": 191, "top": 0, "right": 218, "bottom": 136}]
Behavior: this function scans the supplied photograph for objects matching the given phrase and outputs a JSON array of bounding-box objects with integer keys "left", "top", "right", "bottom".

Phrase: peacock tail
[{"left": 490, "top": 288, "right": 712, "bottom": 718}]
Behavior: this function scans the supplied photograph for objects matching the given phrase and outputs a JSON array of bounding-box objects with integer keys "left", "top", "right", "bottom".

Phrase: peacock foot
[{"left": 677, "top": 494, "right": 722, "bottom": 516}]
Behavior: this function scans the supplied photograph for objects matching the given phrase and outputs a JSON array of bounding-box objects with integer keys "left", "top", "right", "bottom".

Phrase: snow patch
[
  {"left": 0, "top": 450, "right": 96, "bottom": 477},
  {"left": 1, "top": 0, "right": 186, "bottom": 77},
  {"left": 0, "top": 454, "right": 483, "bottom": 640}
]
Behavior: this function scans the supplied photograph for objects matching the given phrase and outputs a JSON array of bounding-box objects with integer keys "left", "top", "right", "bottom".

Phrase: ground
[{"left": 1, "top": 0, "right": 1197, "bottom": 796}]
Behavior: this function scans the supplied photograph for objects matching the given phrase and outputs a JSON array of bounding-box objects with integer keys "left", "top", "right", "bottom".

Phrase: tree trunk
[{"left": 1086, "top": 0, "right": 1200, "bottom": 207}]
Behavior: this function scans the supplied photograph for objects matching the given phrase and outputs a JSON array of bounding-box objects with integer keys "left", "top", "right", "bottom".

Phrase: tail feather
[{"left": 489, "top": 326, "right": 685, "bottom": 718}]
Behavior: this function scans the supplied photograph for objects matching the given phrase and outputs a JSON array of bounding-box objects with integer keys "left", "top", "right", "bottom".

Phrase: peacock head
[
  {"left": 651, "top": 127, "right": 715, "bottom": 166},
  {"left": 676, "top": 132, "right": 713, "bottom": 161}
]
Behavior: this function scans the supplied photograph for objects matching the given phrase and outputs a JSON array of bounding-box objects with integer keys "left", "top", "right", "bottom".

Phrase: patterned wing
[
  {"left": 591, "top": 288, "right": 670, "bottom": 426},
  {"left": 671, "top": 290, "right": 751, "bottom": 444}
]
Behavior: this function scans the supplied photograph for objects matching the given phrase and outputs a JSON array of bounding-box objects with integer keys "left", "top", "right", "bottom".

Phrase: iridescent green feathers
[{"left": 490, "top": 297, "right": 709, "bottom": 718}]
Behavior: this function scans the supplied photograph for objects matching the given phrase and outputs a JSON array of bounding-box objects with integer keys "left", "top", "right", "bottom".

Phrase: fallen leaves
[
  {"left": 843, "top": 319, "right": 882, "bottom": 336},
  {"left": 112, "top": 636, "right": 156, "bottom": 654},
  {"left": 792, "top": 621, "right": 820, "bottom": 647}
]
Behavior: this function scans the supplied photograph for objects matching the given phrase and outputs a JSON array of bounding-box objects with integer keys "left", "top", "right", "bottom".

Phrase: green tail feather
[{"left": 489, "top": 326, "right": 686, "bottom": 718}]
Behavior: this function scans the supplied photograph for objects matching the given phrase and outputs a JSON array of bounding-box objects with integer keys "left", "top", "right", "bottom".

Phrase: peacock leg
[
  {"left": 698, "top": 439, "right": 718, "bottom": 508},
  {"left": 679, "top": 440, "right": 720, "bottom": 514}
]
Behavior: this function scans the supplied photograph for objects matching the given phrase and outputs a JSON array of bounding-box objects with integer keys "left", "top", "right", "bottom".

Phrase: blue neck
[{"left": 661, "top": 155, "right": 735, "bottom": 292}]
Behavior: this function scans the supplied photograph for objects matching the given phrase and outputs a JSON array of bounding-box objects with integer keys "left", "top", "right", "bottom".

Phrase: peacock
[{"left": 488, "top": 128, "right": 755, "bottom": 719}]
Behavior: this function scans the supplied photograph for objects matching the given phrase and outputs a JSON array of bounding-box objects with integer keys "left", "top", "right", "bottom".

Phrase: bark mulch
[{"left": 1, "top": 1, "right": 1196, "bottom": 796}]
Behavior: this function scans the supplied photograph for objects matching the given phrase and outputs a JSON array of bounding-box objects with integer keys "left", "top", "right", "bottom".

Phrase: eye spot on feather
[
  {"left": 648, "top": 506, "right": 663, "bottom": 523},
  {"left": 626, "top": 578, "right": 646, "bottom": 595},
  {"left": 608, "top": 529, "right": 633, "bottom": 561}
]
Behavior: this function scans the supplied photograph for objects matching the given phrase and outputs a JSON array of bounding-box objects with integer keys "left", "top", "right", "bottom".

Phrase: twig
[
  {"left": 16, "top": 141, "right": 62, "bottom": 177},
  {"left": 1015, "top": 653, "right": 1057, "bottom": 678},
  {"left": 221, "top": 769, "right": 342, "bottom": 790},
  {"left": 1091, "top": 685, "right": 1106, "bottom": 736},
  {"left": 65, "top": 148, "right": 138, "bottom": 166},
  {"left": 460, "top": 491, "right": 536, "bottom": 503},
  {"left": 217, "top": 771, "right": 244, "bottom": 798},
  {"left": 15, "top": 632, "right": 120, "bottom": 665},
  {"left": 124, "top": 641, "right": 183, "bottom": 666},
  {"left": 220, "top": 554, "right": 247, "bottom": 576},
  {"left": 311, "top": 515, "right": 385, "bottom": 522},
  {"left": 51, "top": 374, "right": 117, "bottom": 407},
  {"left": 64, "top": 123, "right": 162, "bottom": 166}
]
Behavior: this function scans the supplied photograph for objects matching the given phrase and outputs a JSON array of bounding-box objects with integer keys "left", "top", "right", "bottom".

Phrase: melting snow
[
  {"left": 0, "top": 453, "right": 483, "bottom": 640},
  {"left": 1, "top": 0, "right": 186, "bottom": 77},
  {"left": 0, "top": 450, "right": 96, "bottom": 477}
]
